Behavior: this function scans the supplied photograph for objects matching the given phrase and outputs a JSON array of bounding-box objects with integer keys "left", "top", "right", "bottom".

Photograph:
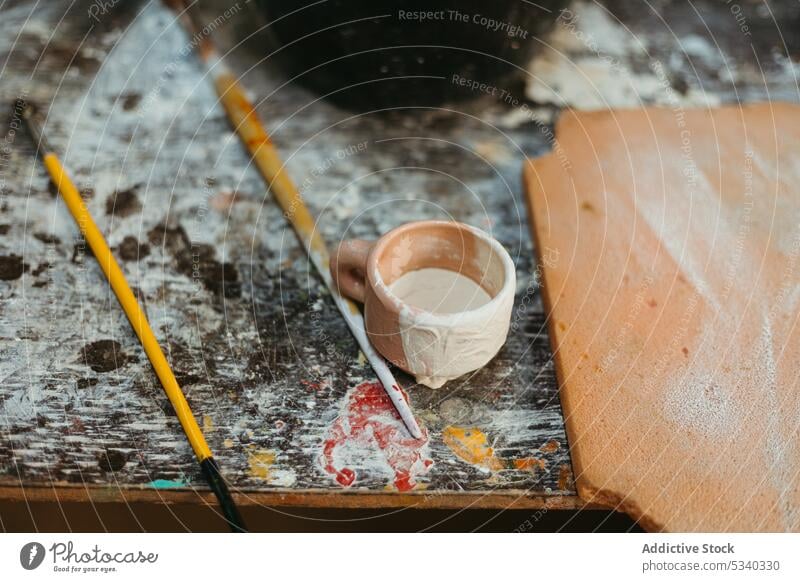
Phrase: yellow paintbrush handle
[
  {"left": 43, "top": 152, "right": 213, "bottom": 462},
  {"left": 214, "top": 72, "right": 330, "bottom": 261}
]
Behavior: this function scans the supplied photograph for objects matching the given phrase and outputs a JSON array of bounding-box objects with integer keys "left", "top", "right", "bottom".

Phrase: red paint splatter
[
  {"left": 301, "top": 379, "right": 327, "bottom": 392},
  {"left": 322, "top": 422, "right": 357, "bottom": 486},
  {"left": 321, "top": 381, "right": 432, "bottom": 491}
]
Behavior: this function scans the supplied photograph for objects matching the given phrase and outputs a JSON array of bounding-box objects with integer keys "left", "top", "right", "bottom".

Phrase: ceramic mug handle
[{"left": 330, "top": 239, "right": 374, "bottom": 303}]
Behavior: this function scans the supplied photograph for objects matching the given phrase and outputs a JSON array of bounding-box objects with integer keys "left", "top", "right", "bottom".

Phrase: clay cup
[{"left": 330, "top": 220, "right": 516, "bottom": 388}]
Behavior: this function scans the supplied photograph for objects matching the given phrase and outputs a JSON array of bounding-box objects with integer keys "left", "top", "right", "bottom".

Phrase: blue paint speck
[{"left": 148, "top": 479, "right": 187, "bottom": 489}]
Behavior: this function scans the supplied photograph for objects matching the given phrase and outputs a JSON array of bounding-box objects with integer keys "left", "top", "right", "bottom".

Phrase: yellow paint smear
[
  {"left": 442, "top": 426, "right": 505, "bottom": 471},
  {"left": 248, "top": 449, "right": 277, "bottom": 480}
]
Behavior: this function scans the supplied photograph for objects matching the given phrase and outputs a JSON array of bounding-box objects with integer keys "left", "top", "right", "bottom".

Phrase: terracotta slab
[{"left": 524, "top": 104, "right": 800, "bottom": 531}]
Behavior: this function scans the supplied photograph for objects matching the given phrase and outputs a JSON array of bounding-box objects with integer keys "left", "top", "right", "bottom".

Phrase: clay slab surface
[{"left": 525, "top": 104, "right": 800, "bottom": 531}]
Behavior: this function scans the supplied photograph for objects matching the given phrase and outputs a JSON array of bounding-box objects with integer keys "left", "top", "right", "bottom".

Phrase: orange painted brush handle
[{"left": 213, "top": 72, "right": 328, "bottom": 260}]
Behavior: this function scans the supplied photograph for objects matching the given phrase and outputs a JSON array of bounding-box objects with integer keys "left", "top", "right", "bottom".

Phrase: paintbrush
[
  {"left": 167, "top": 2, "right": 423, "bottom": 439},
  {"left": 18, "top": 99, "right": 247, "bottom": 533}
]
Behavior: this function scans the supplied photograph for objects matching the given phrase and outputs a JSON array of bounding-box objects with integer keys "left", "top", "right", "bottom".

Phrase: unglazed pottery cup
[{"left": 330, "top": 220, "right": 516, "bottom": 388}]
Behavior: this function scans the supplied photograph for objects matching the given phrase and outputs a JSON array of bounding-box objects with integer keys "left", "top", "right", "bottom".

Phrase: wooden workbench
[
  {"left": 1, "top": 0, "right": 794, "bottom": 521},
  {"left": 0, "top": 0, "right": 576, "bottom": 514}
]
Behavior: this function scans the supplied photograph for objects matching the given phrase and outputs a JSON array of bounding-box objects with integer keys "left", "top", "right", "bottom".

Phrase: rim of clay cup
[{"left": 367, "top": 220, "right": 516, "bottom": 325}]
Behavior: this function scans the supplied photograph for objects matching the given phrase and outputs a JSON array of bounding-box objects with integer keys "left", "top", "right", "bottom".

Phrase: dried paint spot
[
  {"left": 513, "top": 457, "right": 546, "bottom": 473},
  {"left": 174, "top": 372, "right": 202, "bottom": 386},
  {"left": 76, "top": 377, "right": 99, "bottom": 390},
  {"left": 539, "top": 440, "right": 560, "bottom": 454},
  {"left": 178, "top": 244, "right": 240, "bottom": 298},
  {"left": 147, "top": 222, "right": 241, "bottom": 298},
  {"left": 558, "top": 464, "right": 573, "bottom": 491},
  {"left": 120, "top": 92, "right": 141, "bottom": 111},
  {"left": 147, "top": 221, "right": 188, "bottom": 252},
  {"left": 301, "top": 379, "right": 327, "bottom": 392},
  {"left": 0, "top": 254, "right": 24, "bottom": 280},
  {"left": 248, "top": 450, "right": 277, "bottom": 480},
  {"left": 210, "top": 191, "right": 239, "bottom": 211},
  {"left": 149, "top": 479, "right": 187, "bottom": 489},
  {"left": 71, "top": 241, "right": 91, "bottom": 264},
  {"left": 81, "top": 339, "right": 129, "bottom": 372},
  {"left": 106, "top": 188, "right": 141, "bottom": 217},
  {"left": 158, "top": 398, "right": 178, "bottom": 417},
  {"left": 321, "top": 381, "right": 432, "bottom": 491},
  {"left": 117, "top": 236, "right": 150, "bottom": 261},
  {"left": 98, "top": 449, "right": 127, "bottom": 472},
  {"left": 33, "top": 232, "right": 60, "bottom": 245},
  {"left": 442, "top": 426, "right": 505, "bottom": 471},
  {"left": 32, "top": 262, "right": 49, "bottom": 277}
]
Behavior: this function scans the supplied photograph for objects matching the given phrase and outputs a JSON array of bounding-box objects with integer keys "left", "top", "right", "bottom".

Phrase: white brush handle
[{"left": 312, "top": 254, "right": 423, "bottom": 439}]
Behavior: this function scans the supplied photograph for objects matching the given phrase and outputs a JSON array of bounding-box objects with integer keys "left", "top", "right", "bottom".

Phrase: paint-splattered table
[
  {"left": 0, "top": 0, "right": 577, "bottom": 515},
  {"left": 2, "top": 0, "right": 792, "bottom": 520}
]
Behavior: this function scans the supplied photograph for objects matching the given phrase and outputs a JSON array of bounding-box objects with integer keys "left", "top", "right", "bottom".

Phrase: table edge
[{"left": 0, "top": 484, "right": 598, "bottom": 510}]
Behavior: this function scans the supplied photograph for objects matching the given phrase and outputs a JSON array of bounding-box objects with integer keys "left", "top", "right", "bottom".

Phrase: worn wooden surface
[
  {"left": 0, "top": 0, "right": 573, "bottom": 506},
  {"left": 0, "top": 0, "right": 795, "bottom": 510}
]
